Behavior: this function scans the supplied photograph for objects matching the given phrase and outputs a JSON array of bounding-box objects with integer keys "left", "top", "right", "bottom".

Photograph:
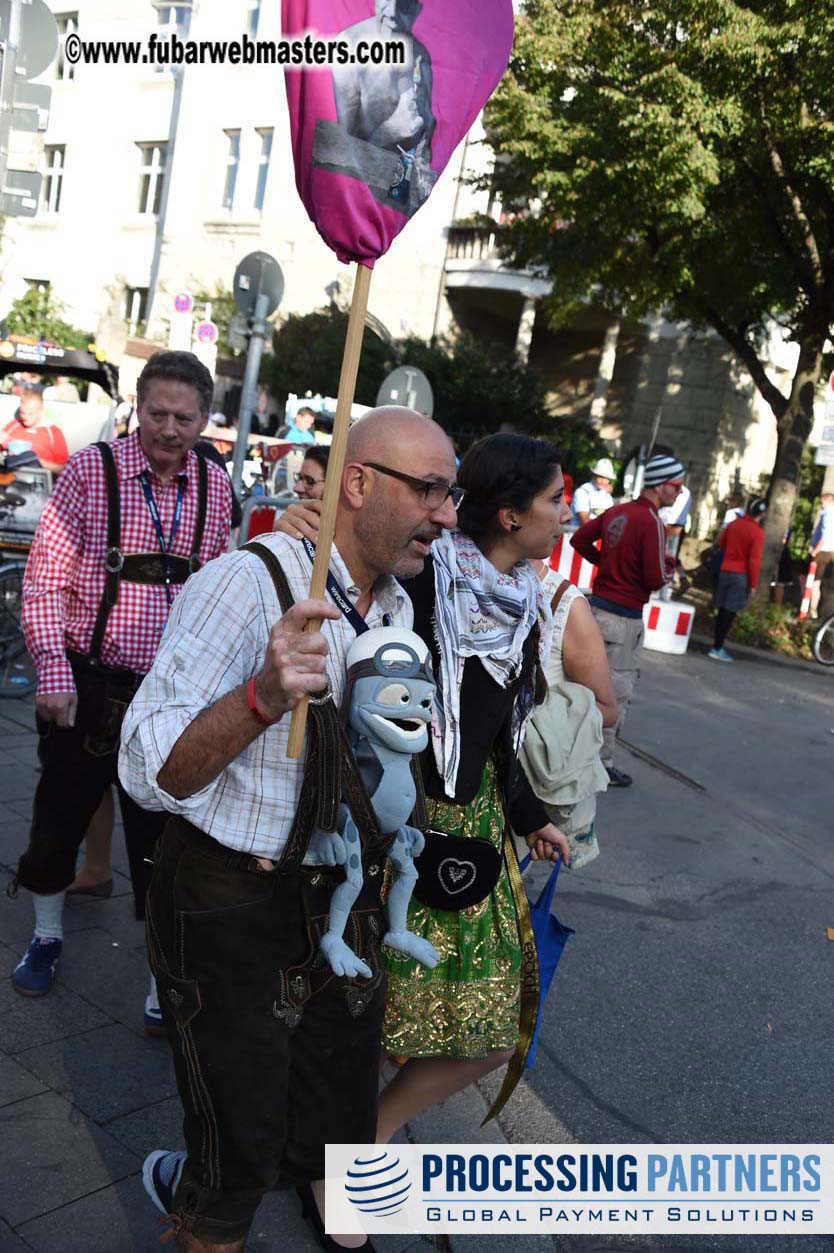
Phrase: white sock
[
  {"left": 32, "top": 891, "right": 66, "bottom": 942},
  {"left": 147, "top": 974, "right": 160, "bottom": 1011}
]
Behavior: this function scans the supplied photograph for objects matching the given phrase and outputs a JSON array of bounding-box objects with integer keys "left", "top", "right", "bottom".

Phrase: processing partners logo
[
  {"left": 345, "top": 1150, "right": 412, "bottom": 1218},
  {"left": 326, "top": 1144, "right": 834, "bottom": 1238}
]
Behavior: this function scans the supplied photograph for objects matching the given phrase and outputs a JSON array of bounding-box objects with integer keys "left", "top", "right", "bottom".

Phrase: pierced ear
[{"left": 497, "top": 506, "right": 518, "bottom": 535}]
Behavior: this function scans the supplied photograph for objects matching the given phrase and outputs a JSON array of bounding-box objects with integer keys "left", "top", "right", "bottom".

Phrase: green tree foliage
[
  {"left": 263, "top": 308, "right": 392, "bottom": 408},
  {"left": 2, "top": 287, "right": 90, "bottom": 350},
  {"left": 484, "top": 0, "right": 834, "bottom": 592},
  {"left": 262, "top": 306, "right": 604, "bottom": 466}
]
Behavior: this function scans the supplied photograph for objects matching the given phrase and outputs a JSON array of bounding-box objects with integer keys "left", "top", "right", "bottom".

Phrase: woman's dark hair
[
  {"left": 455, "top": 433, "right": 562, "bottom": 542},
  {"left": 136, "top": 351, "right": 214, "bottom": 416},
  {"left": 302, "top": 445, "right": 329, "bottom": 474},
  {"left": 747, "top": 496, "right": 767, "bottom": 517}
]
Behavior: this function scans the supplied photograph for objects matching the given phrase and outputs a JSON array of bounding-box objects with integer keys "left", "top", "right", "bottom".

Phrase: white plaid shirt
[{"left": 118, "top": 532, "right": 412, "bottom": 857}]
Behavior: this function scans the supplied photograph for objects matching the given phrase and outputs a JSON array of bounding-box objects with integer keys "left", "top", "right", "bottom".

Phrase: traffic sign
[
  {"left": 376, "top": 365, "right": 434, "bottom": 416},
  {"left": 11, "top": 81, "right": 50, "bottom": 133},
  {"left": 1, "top": 168, "right": 41, "bottom": 217},
  {"left": 173, "top": 292, "right": 193, "bottom": 314},
  {"left": 815, "top": 446, "right": 834, "bottom": 467},
  {"left": 0, "top": 0, "right": 59, "bottom": 80},
  {"left": 233, "top": 251, "right": 283, "bottom": 318},
  {"left": 195, "top": 320, "right": 218, "bottom": 344}
]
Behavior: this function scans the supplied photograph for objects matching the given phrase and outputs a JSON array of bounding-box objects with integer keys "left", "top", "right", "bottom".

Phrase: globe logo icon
[{"left": 344, "top": 1150, "right": 412, "bottom": 1217}]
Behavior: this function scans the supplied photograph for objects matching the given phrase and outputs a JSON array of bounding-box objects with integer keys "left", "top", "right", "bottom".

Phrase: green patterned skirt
[{"left": 382, "top": 758, "right": 523, "bottom": 1060}]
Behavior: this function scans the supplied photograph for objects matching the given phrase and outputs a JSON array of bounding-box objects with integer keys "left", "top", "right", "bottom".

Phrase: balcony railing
[{"left": 447, "top": 224, "right": 504, "bottom": 262}]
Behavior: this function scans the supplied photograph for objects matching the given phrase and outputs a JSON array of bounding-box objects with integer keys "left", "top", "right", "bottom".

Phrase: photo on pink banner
[{"left": 283, "top": 0, "right": 514, "bottom": 263}]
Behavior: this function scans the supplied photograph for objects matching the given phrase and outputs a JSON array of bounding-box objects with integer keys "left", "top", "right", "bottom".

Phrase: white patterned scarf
[{"left": 430, "top": 529, "right": 553, "bottom": 797}]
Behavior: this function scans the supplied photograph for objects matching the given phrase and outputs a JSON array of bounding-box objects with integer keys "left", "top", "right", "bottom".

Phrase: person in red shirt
[
  {"left": 0, "top": 388, "right": 69, "bottom": 472},
  {"left": 572, "top": 452, "right": 685, "bottom": 787},
  {"left": 709, "top": 496, "right": 767, "bottom": 662},
  {"left": 11, "top": 351, "right": 233, "bottom": 1025}
]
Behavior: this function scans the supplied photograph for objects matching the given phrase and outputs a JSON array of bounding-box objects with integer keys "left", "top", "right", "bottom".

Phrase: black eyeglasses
[
  {"left": 294, "top": 473, "right": 324, "bottom": 490},
  {"left": 362, "top": 462, "right": 463, "bottom": 509}
]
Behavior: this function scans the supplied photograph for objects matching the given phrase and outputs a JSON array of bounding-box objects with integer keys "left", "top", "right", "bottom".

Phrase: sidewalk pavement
[
  {"left": 689, "top": 630, "right": 834, "bottom": 677},
  {"left": 0, "top": 697, "right": 551, "bottom": 1253}
]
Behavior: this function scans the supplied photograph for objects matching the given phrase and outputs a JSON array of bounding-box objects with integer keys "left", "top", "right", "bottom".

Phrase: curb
[{"left": 688, "top": 631, "right": 832, "bottom": 677}]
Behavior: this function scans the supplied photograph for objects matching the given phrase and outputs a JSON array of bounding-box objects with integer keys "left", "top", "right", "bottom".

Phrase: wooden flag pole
[{"left": 286, "top": 261, "right": 373, "bottom": 759}]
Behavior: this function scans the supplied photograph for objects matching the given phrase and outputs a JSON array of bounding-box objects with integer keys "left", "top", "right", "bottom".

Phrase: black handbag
[{"left": 412, "top": 828, "right": 503, "bottom": 911}]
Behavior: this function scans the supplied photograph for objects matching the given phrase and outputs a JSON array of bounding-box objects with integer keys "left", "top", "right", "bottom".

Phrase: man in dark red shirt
[
  {"left": 572, "top": 452, "right": 685, "bottom": 786},
  {"left": 709, "top": 497, "right": 767, "bottom": 661}
]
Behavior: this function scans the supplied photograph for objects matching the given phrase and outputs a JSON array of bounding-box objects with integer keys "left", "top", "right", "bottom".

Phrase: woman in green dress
[{"left": 377, "top": 432, "right": 573, "bottom": 1140}]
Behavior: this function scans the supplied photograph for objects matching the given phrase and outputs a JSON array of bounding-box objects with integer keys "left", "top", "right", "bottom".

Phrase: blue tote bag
[{"left": 520, "top": 854, "right": 575, "bottom": 1069}]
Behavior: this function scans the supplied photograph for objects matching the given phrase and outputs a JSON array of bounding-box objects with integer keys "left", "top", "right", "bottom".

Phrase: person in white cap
[
  {"left": 571, "top": 457, "right": 616, "bottom": 524},
  {"left": 572, "top": 452, "right": 685, "bottom": 787}
]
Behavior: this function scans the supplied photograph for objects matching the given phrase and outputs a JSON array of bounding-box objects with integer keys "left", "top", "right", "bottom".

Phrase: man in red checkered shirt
[{"left": 11, "top": 351, "right": 233, "bottom": 1021}]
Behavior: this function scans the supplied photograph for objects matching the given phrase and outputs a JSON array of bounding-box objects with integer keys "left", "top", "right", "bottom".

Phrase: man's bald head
[
  {"left": 346, "top": 406, "right": 453, "bottom": 465},
  {"left": 337, "top": 406, "right": 458, "bottom": 581}
]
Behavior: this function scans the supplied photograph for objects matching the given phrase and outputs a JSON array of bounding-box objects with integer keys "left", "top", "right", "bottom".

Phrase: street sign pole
[
  {"left": 231, "top": 290, "right": 270, "bottom": 493},
  {"left": 0, "top": 0, "right": 21, "bottom": 193},
  {"left": 230, "top": 249, "right": 284, "bottom": 494}
]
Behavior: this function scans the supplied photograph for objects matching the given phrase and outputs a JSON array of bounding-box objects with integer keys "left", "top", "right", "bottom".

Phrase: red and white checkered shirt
[{"left": 22, "top": 431, "right": 233, "bottom": 695}]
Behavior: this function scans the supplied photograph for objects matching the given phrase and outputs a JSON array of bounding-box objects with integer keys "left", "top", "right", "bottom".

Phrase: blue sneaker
[
  {"left": 707, "top": 647, "right": 734, "bottom": 662},
  {"left": 144, "top": 995, "right": 166, "bottom": 1039},
  {"left": 12, "top": 937, "right": 62, "bottom": 997},
  {"left": 143, "top": 1149, "right": 186, "bottom": 1217}
]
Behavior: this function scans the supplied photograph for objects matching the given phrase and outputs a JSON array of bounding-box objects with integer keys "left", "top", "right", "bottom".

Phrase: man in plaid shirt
[{"left": 11, "top": 351, "right": 232, "bottom": 1024}]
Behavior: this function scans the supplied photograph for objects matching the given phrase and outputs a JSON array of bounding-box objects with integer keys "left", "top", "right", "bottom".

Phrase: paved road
[
  {"left": 484, "top": 647, "right": 834, "bottom": 1252},
  {"left": 0, "top": 647, "right": 831, "bottom": 1252}
]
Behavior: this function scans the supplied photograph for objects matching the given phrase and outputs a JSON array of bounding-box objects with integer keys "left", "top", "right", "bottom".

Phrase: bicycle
[
  {"left": 0, "top": 483, "right": 36, "bottom": 698},
  {"left": 812, "top": 612, "right": 834, "bottom": 667}
]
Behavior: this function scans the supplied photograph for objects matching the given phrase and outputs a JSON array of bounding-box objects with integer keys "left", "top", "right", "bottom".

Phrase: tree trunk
[{"left": 755, "top": 339, "right": 824, "bottom": 601}]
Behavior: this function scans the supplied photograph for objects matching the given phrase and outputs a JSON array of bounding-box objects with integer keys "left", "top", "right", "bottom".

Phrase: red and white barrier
[
  {"left": 549, "top": 533, "right": 597, "bottom": 591},
  {"left": 799, "top": 561, "right": 817, "bottom": 621},
  {"left": 642, "top": 597, "right": 695, "bottom": 655}
]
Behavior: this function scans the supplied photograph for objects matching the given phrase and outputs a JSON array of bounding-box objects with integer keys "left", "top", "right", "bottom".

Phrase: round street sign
[
  {"left": 376, "top": 365, "right": 434, "bottom": 417},
  {"left": 233, "top": 251, "right": 284, "bottom": 319},
  {"left": 195, "top": 321, "right": 219, "bottom": 344},
  {"left": 0, "top": 0, "right": 59, "bottom": 80},
  {"left": 174, "top": 292, "right": 193, "bottom": 314}
]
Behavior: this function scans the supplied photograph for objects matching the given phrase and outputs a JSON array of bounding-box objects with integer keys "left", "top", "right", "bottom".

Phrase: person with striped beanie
[{"left": 572, "top": 452, "right": 685, "bottom": 787}]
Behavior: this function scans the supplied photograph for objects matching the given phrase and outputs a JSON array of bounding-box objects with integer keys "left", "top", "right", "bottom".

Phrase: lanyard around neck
[
  {"left": 300, "top": 537, "right": 392, "bottom": 634},
  {"left": 139, "top": 471, "right": 186, "bottom": 605}
]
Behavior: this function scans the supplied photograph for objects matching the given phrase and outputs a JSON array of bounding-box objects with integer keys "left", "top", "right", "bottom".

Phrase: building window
[
  {"left": 154, "top": 6, "right": 188, "bottom": 71},
  {"left": 156, "top": 5, "right": 188, "bottom": 27},
  {"left": 42, "top": 146, "right": 66, "bottom": 214},
  {"left": 222, "top": 129, "right": 240, "bottom": 210},
  {"left": 254, "top": 127, "right": 273, "bottom": 212},
  {"left": 247, "top": 1, "right": 261, "bottom": 37},
  {"left": 125, "top": 287, "right": 149, "bottom": 336},
  {"left": 137, "top": 143, "right": 167, "bottom": 214},
  {"left": 55, "top": 13, "right": 78, "bottom": 81}
]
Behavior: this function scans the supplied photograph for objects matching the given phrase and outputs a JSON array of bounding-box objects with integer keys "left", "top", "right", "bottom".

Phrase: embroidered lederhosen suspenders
[
  {"left": 87, "top": 442, "right": 208, "bottom": 661},
  {"left": 242, "top": 540, "right": 429, "bottom": 1022}
]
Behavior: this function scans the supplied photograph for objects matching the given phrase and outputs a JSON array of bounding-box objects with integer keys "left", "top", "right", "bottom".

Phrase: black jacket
[{"left": 402, "top": 559, "right": 548, "bottom": 838}]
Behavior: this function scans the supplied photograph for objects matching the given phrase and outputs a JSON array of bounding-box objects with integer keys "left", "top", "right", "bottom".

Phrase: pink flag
[{"left": 283, "top": 0, "right": 514, "bottom": 265}]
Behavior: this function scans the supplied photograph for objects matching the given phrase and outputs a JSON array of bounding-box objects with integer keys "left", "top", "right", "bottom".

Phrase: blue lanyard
[
  {"left": 301, "top": 537, "right": 392, "bottom": 634},
  {"left": 139, "top": 471, "right": 186, "bottom": 605}
]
